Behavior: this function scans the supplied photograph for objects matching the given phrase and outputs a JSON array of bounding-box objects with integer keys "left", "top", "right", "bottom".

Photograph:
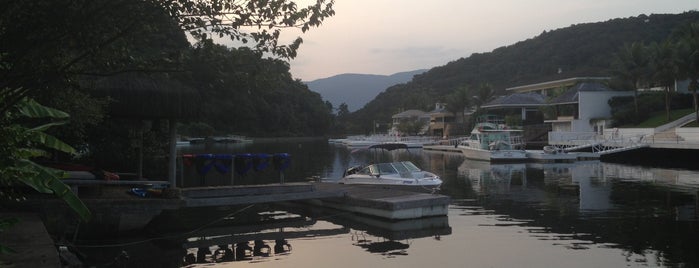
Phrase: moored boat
[
  {"left": 457, "top": 115, "right": 527, "bottom": 162},
  {"left": 338, "top": 143, "right": 443, "bottom": 191},
  {"left": 339, "top": 161, "right": 443, "bottom": 191}
]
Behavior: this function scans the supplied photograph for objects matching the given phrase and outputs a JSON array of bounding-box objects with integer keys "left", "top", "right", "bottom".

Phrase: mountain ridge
[{"left": 305, "top": 69, "right": 427, "bottom": 112}]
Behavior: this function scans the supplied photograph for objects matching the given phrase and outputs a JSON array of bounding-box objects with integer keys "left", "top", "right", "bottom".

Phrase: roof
[
  {"left": 427, "top": 106, "right": 452, "bottom": 117},
  {"left": 481, "top": 92, "right": 545, "bottom": 108},
  {"left": 83, "top": 73, "right": 201, "bottom": 119},
  {"left": 392, "top": 109, "right": 427, "bottom": 119},
  {"left": 506, "top": 77, "right": 610, "bottom": 93},
  {"left": 549, "top": 82, "right": 614, "bottom": 105}
]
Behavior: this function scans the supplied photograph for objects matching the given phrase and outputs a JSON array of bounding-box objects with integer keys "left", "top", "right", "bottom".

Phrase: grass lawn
[{"left": 625, "top": 108, "right": 695, "bottom": 128}]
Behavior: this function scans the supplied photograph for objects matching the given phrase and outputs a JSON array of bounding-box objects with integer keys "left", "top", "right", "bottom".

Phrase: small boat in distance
[
  {"left": 338, "top": 143, "right": 443, "bottom": 191},
  {"left": 457, "top": 115, "right": 527, "bottom": 162}
]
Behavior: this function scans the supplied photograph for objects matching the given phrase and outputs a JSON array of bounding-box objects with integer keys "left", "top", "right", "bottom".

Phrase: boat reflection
[
  {"left": 176, "top": 204, "right": 451, "bottom": 265},
  {"left": 284, "top": 203, "right": 451, "bottom": 258}
]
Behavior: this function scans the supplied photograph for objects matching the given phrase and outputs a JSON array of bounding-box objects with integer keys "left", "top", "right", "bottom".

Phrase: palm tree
[
  {"left": 674, "top": 22, "right": 699, "bottom": 123},
  {"left": 612, "top": 42, "right": 651, "bottom": 122},
  {"left": 446, "top": 84, "right": 471, "bottom": 124},
  {"left": 649, "top": 40, "right": 677, "bottom": 122},
  {"left": 473, "top": 83, "right": 495, "bottom": 110}
]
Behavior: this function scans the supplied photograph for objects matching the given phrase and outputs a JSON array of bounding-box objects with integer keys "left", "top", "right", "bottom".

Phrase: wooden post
[
  {"left": 231, "top": 156, "right": 235, "bottom": 186},
  {"left": 168, "top": 118, "right": 177, "bottom": 188}
]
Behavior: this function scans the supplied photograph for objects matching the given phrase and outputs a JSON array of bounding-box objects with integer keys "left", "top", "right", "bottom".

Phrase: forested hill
[{"left": 348, "top": 11, "right": 699, "bottom": 133}]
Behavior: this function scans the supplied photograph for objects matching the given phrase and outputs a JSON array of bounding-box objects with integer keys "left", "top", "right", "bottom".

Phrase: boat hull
[
  {"left": 459, "top": 146, "right": 527, "bottom": 162},
  {"left": 337, "top": 179, "right": 442, "bottom": 193}
]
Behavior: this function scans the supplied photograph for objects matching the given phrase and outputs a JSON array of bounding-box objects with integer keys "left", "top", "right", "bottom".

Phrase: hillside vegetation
[{"left": 347, "top": 11, "right": 699, "bottom": 134}]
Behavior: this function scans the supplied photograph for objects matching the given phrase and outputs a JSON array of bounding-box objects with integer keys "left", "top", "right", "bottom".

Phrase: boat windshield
[
  {"left": 400, "top": 161, "right": 421, "bottom": 172},
  {"left": 376, "top": 163, "right": 397, "bottom": 174}
]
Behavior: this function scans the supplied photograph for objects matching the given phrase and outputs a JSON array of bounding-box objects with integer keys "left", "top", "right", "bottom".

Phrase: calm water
[{"left": 78, "top": 139, "right": 699, "bottom": 267}]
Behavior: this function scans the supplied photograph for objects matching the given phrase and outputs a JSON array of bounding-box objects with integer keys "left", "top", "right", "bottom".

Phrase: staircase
[{"left": 646, "top": 130, "right": 685, "bottom": 143}]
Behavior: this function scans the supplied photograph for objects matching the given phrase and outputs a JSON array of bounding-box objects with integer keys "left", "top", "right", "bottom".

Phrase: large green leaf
[
  {"left": 17, "top": 98, "right": 69, "bottom": 119},
  {"left": 26, "top": 130, "right": 76, "bottom": 155},
  {"left": 15, "top": 160, "right": 91, "bottom": 221}
]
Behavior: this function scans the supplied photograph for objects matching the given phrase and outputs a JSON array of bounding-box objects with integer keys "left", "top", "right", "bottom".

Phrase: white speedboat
[
  {"left": 339, "top": 161, "right": 442, "bottom": 190},
  {"left": 457, "top": 115, "right": 527, "bottom": 162}
]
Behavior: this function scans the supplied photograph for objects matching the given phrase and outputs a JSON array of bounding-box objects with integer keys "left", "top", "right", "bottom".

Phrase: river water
[{"left": 78, "top": 138, "right": 699, "bottom": 267}]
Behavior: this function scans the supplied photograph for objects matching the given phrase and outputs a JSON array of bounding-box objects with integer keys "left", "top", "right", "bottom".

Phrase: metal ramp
[
  {"left": 590, "top": 142, "right": 649, "bottom": 155},
  {"left": 555, "top": 134, "right": 649, "bottom": 155}
]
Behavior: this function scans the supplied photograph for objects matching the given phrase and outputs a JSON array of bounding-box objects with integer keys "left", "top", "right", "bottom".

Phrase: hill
[
  {"left": 305, "top": 69, "right": 427, "bottom": 112},
  {"left": 347, "top": 11, "right": 699, "bottom": 133}
]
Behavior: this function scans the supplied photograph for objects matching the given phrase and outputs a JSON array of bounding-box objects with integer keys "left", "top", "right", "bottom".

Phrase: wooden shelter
[{"left": 84, "top": 73, "right": 201, "bottom": 187}]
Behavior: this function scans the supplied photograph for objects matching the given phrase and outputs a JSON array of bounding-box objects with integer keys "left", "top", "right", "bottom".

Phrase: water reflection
[
  {"left": 453, "top": 159, "right": 699, "bottom": 266},
  {"left": 70, "top": 141, "right": 699, "bottom": 267}
]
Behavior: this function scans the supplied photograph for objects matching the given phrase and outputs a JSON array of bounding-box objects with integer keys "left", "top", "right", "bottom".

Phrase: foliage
[
  {"left": 179, "top": 41, "right": 333, "bottom": 137},
  {"left": 395, "top": 118, "right": 426, "bottom": 136},
  {"left": 609, "top": 93, "right": 693, "bottom": 126},
  {"left": 648, "top": 40, "right": 679, "bottom": 121},
  {"left": 0, "top": 96, "right": 91, "bottom": 222},
  {"left": 672, "top": 21, "right": 699, "bottom": 123},
  {"left": 473, "top": 83, "right": 495, "bottom": 109},
  {"left": 0, "top": 0, "right": 335, "bottom": 113},
  {"left": 445, "top": 85, "right": 470, "bottom": 122}
]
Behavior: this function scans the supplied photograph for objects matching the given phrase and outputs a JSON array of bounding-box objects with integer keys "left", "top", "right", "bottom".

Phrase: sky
[{"left": 278, "top": 0, "right": 699, "bottom": 81}]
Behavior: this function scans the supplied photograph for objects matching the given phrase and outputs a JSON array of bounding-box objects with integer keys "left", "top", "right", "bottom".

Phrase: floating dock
[
  {"left": 308, "top": 183, "right": 450, "bottom": 220},
  {"left": 177, "top": 183, "right": 449, "bottom": 220},
  {"left": 525, "top": 150, "right": 599, "bottom": 162}
]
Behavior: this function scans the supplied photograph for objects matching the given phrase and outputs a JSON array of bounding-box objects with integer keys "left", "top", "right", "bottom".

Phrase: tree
[
  {"left": 446, "top": 84, "right": 471, "bottom": 124},
  {"left": 0, "top": 0, "right": 336, "bottom": 113},
  {"left": 649, "top": 40, "right": 678, "bottom": 122},
  {"left": 612, "top": 42, "right": 651, "bottom": 122},
  {"left": 674, "top": 22, "right": 699, "bottom": 123},
  {"left": 472, "top": 83, "right": 495, "bottom": 110},
  {"left": 396, "top": 117, "right": 426, "bottom": 136}
]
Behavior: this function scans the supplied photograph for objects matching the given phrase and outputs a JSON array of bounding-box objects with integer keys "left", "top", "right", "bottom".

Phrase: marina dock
[
  {"left": 179, "top": 182, "right": 449, "bottom": 220},
  {"left": 423, "top": 144, "right": 600, "bottom": 162},
  {"left": 44, "top": 182, "right": 450, "bottom": 234}
]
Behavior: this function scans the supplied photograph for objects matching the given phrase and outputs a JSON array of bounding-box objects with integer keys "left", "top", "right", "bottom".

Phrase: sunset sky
[{"left": 281, "top": 0, "right": 698, "bottom": 81}]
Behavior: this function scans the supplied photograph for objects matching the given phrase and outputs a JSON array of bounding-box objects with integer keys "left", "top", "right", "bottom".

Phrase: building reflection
[{"left": 455, "top": 159, "right": 699, "bottom": 266}]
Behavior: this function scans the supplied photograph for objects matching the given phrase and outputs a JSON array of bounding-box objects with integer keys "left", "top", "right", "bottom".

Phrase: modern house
[
  {"left": 503, "top": 77, "right": 633, "bottom": 133},
  {"left": 544, "top": 81, "right": 633, "bottom": 134}
]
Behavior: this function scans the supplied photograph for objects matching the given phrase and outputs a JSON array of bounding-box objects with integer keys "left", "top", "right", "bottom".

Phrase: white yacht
[{"left": 457, "top": 115, "right": 527, "bottom": 162}]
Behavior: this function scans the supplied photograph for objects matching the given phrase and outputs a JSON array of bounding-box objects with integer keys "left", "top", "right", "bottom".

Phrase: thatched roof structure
[{"left": 83, "top": 73, "right": 201, "bottom": 120}]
